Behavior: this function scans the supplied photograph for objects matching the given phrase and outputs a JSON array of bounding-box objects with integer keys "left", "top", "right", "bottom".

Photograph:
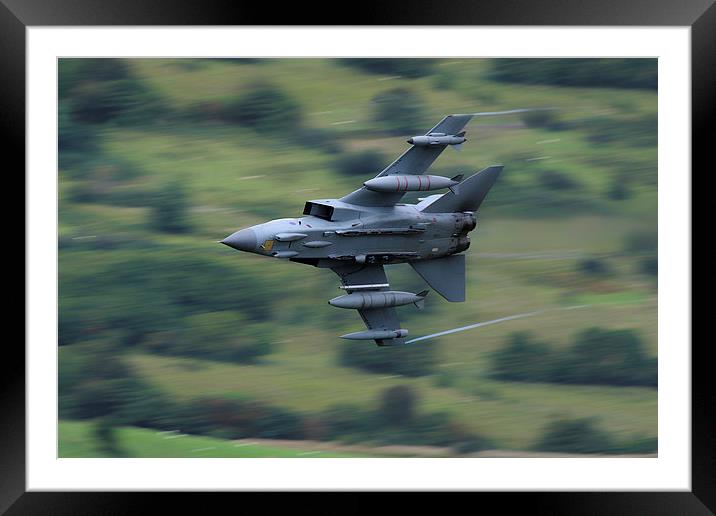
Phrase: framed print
[{"left": 7, "top": 0, "right": 709, "bottom": 512}]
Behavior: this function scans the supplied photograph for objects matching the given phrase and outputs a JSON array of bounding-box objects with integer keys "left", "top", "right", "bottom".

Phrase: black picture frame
[{"left": 6, "top": 0, "right": 707, "bottom": 512}]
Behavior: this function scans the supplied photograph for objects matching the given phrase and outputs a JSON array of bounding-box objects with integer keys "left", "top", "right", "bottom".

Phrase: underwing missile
[
  {"left": 340, "top": 328, "right": 409, "bottom": 340},
  {"left": 407, "top": 131, "right": 466, "bottom": 147},
  {"left": 329, "top": 290, "right": 429, "bottom": 310},
  {"left": 364, "top": 174, "right": 463, "bottom": 193}
]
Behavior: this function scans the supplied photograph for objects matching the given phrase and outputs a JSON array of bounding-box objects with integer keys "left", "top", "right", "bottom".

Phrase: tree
[
  {"left": 221, "top": 83, "right": 302, "bottom": 131},
  {"left": 338, "top": 340, "right": 439, "bottom": 377},
  {"left": 577, "top": 257, "right": 612, "bottom": 277},
  {"left": 341, "top": 58, "right": 437, "bottom": 78},
  {"left": 372, "top": 88, "right": 425, "bottom": 135},
  {"left": 334, "top": 151, "right": 385, "bottom": 177},
  {"left": 151, "top": 181, "right": 191, "bottom": 233},
  {"left": 560, "top": 328, "right": 656, "bottom": 387},
  {"left": 534, "top": 417, "right": 616, "bottom": 454},
  {"left": 378, "top": 385, "right": 417, "bottom": 426},
  {"left": 490, "top": 332, "right": 555, "bottom": 382}
]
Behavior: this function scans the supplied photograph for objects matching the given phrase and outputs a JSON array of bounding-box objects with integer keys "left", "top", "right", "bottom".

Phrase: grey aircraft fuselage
[{"left": 224, "top": 200, "right": 475, "bottom": 267}]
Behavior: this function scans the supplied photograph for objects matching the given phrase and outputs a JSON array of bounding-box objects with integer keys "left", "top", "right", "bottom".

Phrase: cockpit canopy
[{"left": 303, "top": 200, "right": 361, "bottom": 222}]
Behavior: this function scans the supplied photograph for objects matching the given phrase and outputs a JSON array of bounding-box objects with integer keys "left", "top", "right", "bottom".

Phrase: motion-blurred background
[{"left": 59, "top": 58, "right": 657, "bottom": 458}]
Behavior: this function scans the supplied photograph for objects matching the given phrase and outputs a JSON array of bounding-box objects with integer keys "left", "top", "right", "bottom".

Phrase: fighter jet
[{"left": 221, "top": 113, "right": 504, "bottom": 346}]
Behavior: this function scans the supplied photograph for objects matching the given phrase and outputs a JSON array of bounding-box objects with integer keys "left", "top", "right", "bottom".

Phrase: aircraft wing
[
  {"left": 340, "top": 114, "right": 474, "bottom": 207},
  {"left": 329, "top": 264, "right": 405, "bottom": 346}
]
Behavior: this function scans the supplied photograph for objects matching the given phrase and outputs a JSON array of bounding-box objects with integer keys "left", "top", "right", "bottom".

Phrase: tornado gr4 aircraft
[{"left": 222, "top": 113, "right": 503, "bottom": 346}]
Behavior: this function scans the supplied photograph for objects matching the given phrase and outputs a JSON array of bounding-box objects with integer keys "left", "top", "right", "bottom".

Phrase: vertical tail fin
[
  {"left": 421, "top": 165, "right": 503, "bottom": 213},
  {"left": 410, "top": 255, "right": 465, "bottom": 302}
]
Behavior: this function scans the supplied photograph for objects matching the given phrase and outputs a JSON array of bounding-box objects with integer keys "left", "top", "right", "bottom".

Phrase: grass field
[
  {"left": 59, "top": 58, "right": 658, "bottom": 456},
  {"left": 59, "top": 420, "right": 383, "bottom": 458}
]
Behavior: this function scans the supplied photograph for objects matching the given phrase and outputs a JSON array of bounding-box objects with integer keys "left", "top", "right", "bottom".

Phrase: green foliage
[
  {"left": 521, "top": 109, "right": 563, "bottom": 130},
  {"left": 94, "top": 417, "right": 123, "bottom": 456},
  {"left": 334, "top": 150, "right": 385, "bottom": 177},
  {"left": 640, "top": 256, "right": 658, "bottom": 277},
  {"left": 59, "top": 250, "right": 274, "bottom": 347},
  {"left": 490, "top": 58, "right": 657, "bottom": 90},
  {"left": 320, "top": 404, "right": 379, "bottom": 440},
  {"left": 371, "top": 88, "right": 425, "bottom": 135},
  {"left": 220, "top": 82, "right": 302, "bottom": 131},
  {"left": 62, "top": 60, "right": 167, "bottom": 125},
  {"left": 537, "top": 169, "right": 580, "bottom": 191},
  {"left": 338, "top": 341, "right": 439, "bottom": 377},
  {"left": 318, "top": 393, "right": 491, "bottom": 452},
  {"left": 159, "top": 396, "right": 306, "bottom": 440},
  {"left": 534, "top": 417, "right": 615, "bottom": 454},
  {"left": 557, "top": 328, "right": 657, "bottom": 387},
  {"left": 578, "top": 257, "right": 613, "bottom": 277},
  {"left": 341, "top": 58, "right": 437, "bottom": 78},
  {"left": 624, "top": 230, "right": 658, "bottom": 255},
  {"left": 150, "top": 180, "right": 191, "bottom": 233},
  {"left": 490, "top": 332, "right": 555, "bottom": 383},
  {"left": 606, "top": 178, "right": 632, "bottom": 201},
  {"left": 58, "top": 102, "right": 99, "bottom": 154},
  {"left": 490, "top": 329, "right": 656, "bottom": 387},
  {"left": 292, "top": 127, "right": 344, "bottom": 154},
  {"left": 378, "top": 385, "right": 417, "bottom": 426},
  {"left": 579, "top": 114, "right": 657, "bottom": 148},
  {"left": 59, "top": 342, "right": 174, "bottom": 426},
  {"left": 168, "top": 312, "right": 272, "bottom": 363}
]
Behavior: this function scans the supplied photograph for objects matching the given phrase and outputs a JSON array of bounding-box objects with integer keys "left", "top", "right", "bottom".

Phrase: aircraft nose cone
[{"left": 221, "top": 229, "right": 257, "bottom": 252}]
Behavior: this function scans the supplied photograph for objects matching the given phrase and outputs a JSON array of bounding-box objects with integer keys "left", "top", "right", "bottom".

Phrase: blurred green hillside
[{"left": 59, "top": 58, "right": 657, "bottom": 456}]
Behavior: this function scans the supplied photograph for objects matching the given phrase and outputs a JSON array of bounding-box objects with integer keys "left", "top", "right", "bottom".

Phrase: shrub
[
  {"left": 489, "top": 58, "right": 657, "bottom": 90},
  {"left": 341, "top": 58, "right": 437, "bottom": 78},
  {"left": 534, "top": 417, "right": 616, "bottom": 454},
  {"left": 292, "top": 127, "right": 344, "bottom": 154},
  {"left": 489, "top": 328, "right": 656, "bottom": 388},
  {"left": 371, "top": 88, "right": 425, "bottom": 135},
  {"left": 320, "top": 404, "right": 380, "bottom": 440},
  {"left": 59, "top": 250, "right": 274, "bottom": 347},
  {"left": 606, "top": 179, "right": 632, "bottom": 201},
  {"left": 334, "top": 151, "right": 385, "bottom": 177},
  {"left": 624, "top": 230, "right": 657, "bottom": 255},
  {"left": 490, "top": 332, "right": 556, "bottom": 383},
  {"left": 640, "top": 256, "right": 658, "bottom": 277},
  {"left": 378, "top": 385, "right": 417, "bottom": 427},
  {"left": 557, "top": 328, "right": 656, "bottom": 387},
  {"left": 221, "top": 83, "right": 302, "bottom": 131},
  {"left": 338, "top": 340, "right": 439, "bottom": 377},
  {"left": 521, "top": 109, "right": 562, "bottom": 130},
  {"left": 452, "top": 433, "right": 492, "bottom": 455},
  {"left": 150, "top": 180, "right": 191, "bottom": 233},
  {"left": 175, "top": 311, "right": 273, "bottom": 363},
  {"left": 580, "top": 114, "right": 657, "bottom": 148},
  {"left": 171, "top": 396, "right": 306, "bottom": 440},
  {"left": 94, "top": 417, "right": 123, "bottom": 456},
  {"left": 537, "top": 169, "right": 580, "bottom": 191},
  {"left": 577, "top": 257, "right": 613, "bottom": 277},
  {"left": 59, "top": 102, "right": 99, "bottom": 153},
  {"left": 69, "top": 76, "right": 168, "bottom": 125}
]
